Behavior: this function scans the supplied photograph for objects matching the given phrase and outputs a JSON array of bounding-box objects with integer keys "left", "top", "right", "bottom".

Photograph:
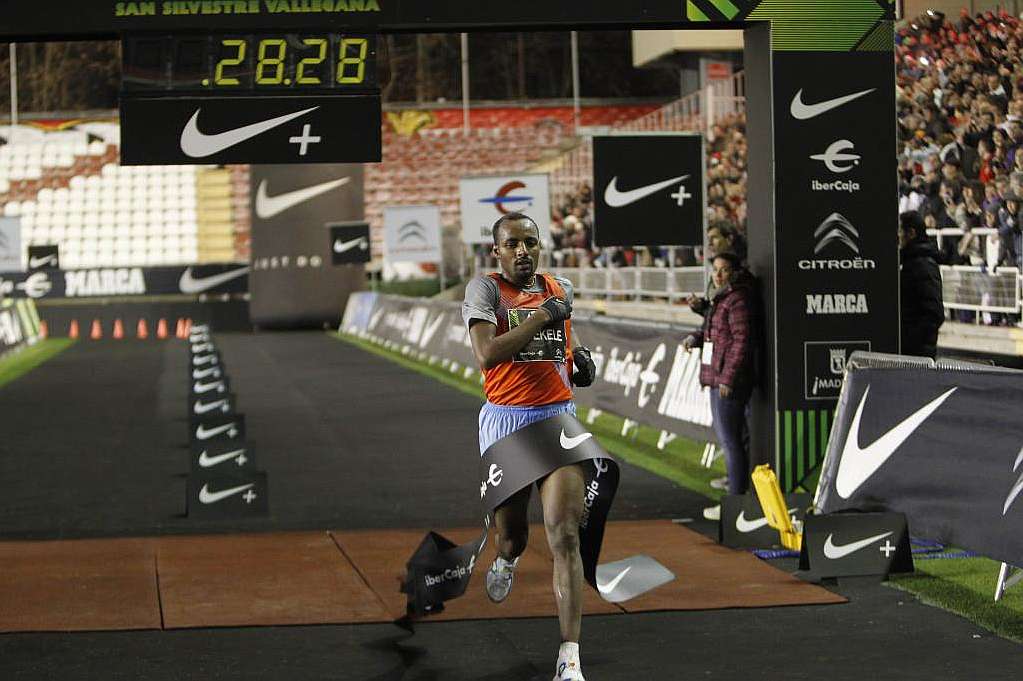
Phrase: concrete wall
[{"left": 632, "top": 30, "right": 742, "bottom": 68}]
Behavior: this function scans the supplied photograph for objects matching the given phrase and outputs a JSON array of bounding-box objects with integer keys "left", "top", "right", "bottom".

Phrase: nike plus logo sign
[
  {"left": 823, "top": 531, "right": 893, "bottom": 559},
  {"left": 255, "top": 178, "right": 350, "bottom": 220},
  {"left": 334, "top": 237, "right": 368, "bottom": 254},
  {"left": 29, "top": 255, "right": 57, "bottom": 268},
  {"left": 193, "top": 399, "right": 230, "bottom": 415},
  {"left": 790, "top": 88, "right": 876, "bottom": 120},
  {"left": 560, "top": 430, "right": 593, "bottom": 450},
  {"left": 604, "top": 175, "right": 690, "bottom": 208},
  {"left": 195, "top": 422, "right": 238, "bottom": 440},
  {"left": 198, "top": 483, "right": 254, "bottom": 504},
  {"left": 735, "top": 507, "right": 799, "bottom": 533},
  {"left": 198, "top": 448, "right": 248, "bottom": 468},
  {"left": 193, "top": 380, "right": 226, "bottom": 394},
  {"left": 835, "top": 386, "right": 956, "bottom": 498},
  {"left": 180, "top": 107, "right": 317, "bottom": 158}
]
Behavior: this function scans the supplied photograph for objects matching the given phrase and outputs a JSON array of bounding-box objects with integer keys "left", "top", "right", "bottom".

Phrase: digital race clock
[{"left": 122, "top": 33, "right": 377, "bottom": 92}]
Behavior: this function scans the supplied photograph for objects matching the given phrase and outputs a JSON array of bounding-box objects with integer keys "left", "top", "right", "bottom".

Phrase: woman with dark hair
[{"left": 683, "top": 251, "right": 759, "bottom": 519}]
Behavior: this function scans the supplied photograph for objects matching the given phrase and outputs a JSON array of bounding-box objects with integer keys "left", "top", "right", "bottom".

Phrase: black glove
[
  {"left": 571, "top": 346, "right": 596, "bottom": 387},
  {"left": 539, "top": 296, "right": 572, "bottom": 323}
]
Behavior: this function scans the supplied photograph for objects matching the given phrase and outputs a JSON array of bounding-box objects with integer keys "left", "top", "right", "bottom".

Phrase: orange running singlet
[{"left": 482, "top": 273, "right": 574, "bottom": 406}]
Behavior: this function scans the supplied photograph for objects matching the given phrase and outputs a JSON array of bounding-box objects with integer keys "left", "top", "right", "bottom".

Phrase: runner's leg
[
  {"left": 540, "top": 463, "right": 586, "bottom": 642},
  {"left": 494, "top": 485, "right": 531, "bottom": 560}
]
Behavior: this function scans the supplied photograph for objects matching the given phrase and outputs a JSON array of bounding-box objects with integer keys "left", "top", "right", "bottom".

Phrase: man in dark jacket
[{"left": 899, "top": 211, "right": 945, "bottom": 358}]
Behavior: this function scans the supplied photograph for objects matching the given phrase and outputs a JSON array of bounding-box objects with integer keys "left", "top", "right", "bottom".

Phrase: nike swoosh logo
[
  {"left": 29, "top": 255, "right": 57, "bottom": 268},
  {"left": 597, "top": 566, "right": 632, "bottom": 594},
  {"left": 179, "top": 266, "right": 250, "bottom": 294},
  {"left": 198, "top": 448, "right": 247, "bottom": 468},
  {"left": 419, "top": 314, "right": 446, "bottom": 347},
  {"left": 836, "top": 386, "right": 956, "bottom": 498},
  {"left": 255, "top": 177, "right": 350, "bottom": 220},
  {"left": 790, "top": 88, "right": 876, "bottom": 120},
  {"left": 179, "top": 107, "right": 317, "bottom": 158},
  {"left": 192, "top": 366, "right": 221, "bottom": 380},
  {"left": 195, "top": 422, "right": 238, "bottom": 440},
  {"left": 823, "top": 531, "right": 893, "bottom": 560},
  {"left": 193, "top": 380, "right": 226, "bottom": 394},
  {"left": 192, "top": 354, "right": 218, "bottom": 366},
  {"left": 604, "top": 174, "right": 690, "bottom": 208},
  {"left": 193, "top": 398, "right": 230, "bottom": 415},
  {"left": 560, "top": 430, "right": 593, "bottom": 450},
  {"left": 735, "top": 507, "right": 798, "bottom": 533},
  {"left": 334, "top": 237, "right": 368, "bottom": 254},
  {"left": 198, "top": 482, "right": 254, "bottom": 504}
]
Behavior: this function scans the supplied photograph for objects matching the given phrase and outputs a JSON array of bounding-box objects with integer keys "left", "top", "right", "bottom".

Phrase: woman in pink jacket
[{"left": 683, "top": 252, "right": 759, "bottom": 517}]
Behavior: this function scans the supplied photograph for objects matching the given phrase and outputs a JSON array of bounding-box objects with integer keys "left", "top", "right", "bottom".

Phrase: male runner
[{"left": 462, "top": 212, "right": 596, "bottom": 681}]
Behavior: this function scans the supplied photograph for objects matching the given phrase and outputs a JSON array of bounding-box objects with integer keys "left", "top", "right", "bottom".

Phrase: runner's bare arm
[{"left": 468, "top": 311, "right": 555, "bottom": 370}]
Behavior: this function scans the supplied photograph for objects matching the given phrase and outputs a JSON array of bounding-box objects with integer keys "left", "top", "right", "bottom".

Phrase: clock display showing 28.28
[{"left": 122, "top": 34, "right": 377, "bottom": 92}]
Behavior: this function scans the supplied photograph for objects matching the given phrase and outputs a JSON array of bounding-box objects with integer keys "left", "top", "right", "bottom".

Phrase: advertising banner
[
  {"left": 341, "top": 292, "right": 714, "bottom": 443},
  {"left": 815, "top": 364, "right": 1023, "bottom": 566},
  {"left": 329, "top": 222, "right": 372, "bottom": 265},
  {"left": 27, "top": 245, "right": 60, "bottom": 271},
  {"left": 250, "top": 163, "right": 366, "bottom": 327},
  {"left": 0, "top": 263, "right": 249, "bottom": 300},
  {"left": 0, "top": 298, "right": 40, "bottom": 358},
  {"left": 459, "top": 174, "right": 551, "bottom": 245},
  {"left": 0, "top": 217, "right": 22, "bottom": 272},
  {"left": 592, "top": 134, "right": 705, "bottom": 247},
  {"left": 383, "top": 205, "right": 442, "bottom": 264}
]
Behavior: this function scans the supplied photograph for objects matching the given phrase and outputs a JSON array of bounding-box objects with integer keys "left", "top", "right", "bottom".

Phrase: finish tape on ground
[{"left": 399, "top": 412, "right": 673, "bottom": 622}]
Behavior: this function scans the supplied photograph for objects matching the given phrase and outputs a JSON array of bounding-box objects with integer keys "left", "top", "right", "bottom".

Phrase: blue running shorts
[{"left": 478, "top": 400, "right": 576, "bottom": 456}]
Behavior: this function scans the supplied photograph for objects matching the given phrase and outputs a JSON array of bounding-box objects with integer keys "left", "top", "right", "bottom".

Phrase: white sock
[
  {"left": 558, "top": 641, "right": 579, "bottom": 662},
  {"left": 495, "top": 555, "right": 519, "bottom": 571}
]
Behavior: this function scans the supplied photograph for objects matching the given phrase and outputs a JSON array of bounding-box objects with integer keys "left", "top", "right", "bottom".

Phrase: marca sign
[{"left": 65, "top": 268, "right": 146, "bottom": 297}]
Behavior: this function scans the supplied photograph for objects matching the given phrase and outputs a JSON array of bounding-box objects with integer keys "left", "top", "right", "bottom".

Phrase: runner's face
[{"left": 494, "top": 220, "right": 541, "bottom": 286}]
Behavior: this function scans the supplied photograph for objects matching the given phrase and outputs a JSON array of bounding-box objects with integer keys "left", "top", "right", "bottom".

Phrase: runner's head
[{"left": 492, "top": 213, "right": 542, "bottom": 287}]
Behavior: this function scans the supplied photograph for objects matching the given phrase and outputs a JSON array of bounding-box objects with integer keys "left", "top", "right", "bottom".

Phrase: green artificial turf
[
  {"left": 330, "top": 330, "right": 723, "bottom": 502},
  {"left": 0, "top": 339, "right": 74, "bottom": 388},
  {"left": 889, "top": 555, "right": 1023, "bottom": 643}
]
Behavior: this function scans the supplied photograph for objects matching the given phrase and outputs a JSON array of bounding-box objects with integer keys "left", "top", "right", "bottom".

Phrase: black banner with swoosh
[
  {"left": 0, "top": 263, "right": 249, "bottom": 299},
  {"left": 816, "top": 364, "right": 1023, "bottom": 566},
  {"left": 400, "top": 413, "right": 622, "bottom": 620}
]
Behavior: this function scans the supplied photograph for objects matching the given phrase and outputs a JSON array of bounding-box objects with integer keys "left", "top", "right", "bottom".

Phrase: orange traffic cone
[
  {"left": 38, "top": 320, "right": 48, "bottom": 339},
  {"left": 90, "top": 319, "right": 102, "bottom": 340},
  {"left": 183, "top": 318, "right": 193, "bottom": 338},
  {"left": 156, "top": 318, "right": 168, "bottom": 340},
  {"left": 112, "top": 319, "right": 124, "bottom": 340},
  {"left": 175, "top": 318, "right": 186, "bottom": 339},
  {"left": 137, "top": 318, "right": 149, "bottom": 339},
  {"left": 68, "top": 319, "right": 79, "bottom": 339}
]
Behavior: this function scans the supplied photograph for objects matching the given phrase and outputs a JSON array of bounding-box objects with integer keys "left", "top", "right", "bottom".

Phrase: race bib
[
  {"left": 508, "top": 307, "right": 567, "bottom": 363},
  {"left": 701, "top": 341, "right": 714, "bottom": 366}
]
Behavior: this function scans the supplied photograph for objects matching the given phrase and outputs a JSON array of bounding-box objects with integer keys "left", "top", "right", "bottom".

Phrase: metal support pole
[
  {"left": 461, "top": 33, "right": 470, "bottom": 135},
  {"left": 9, "top": 44, "right": 18, "bottom": 139},
  {"left": 571, "top": 31, "right": 581, "bottom": 133}
]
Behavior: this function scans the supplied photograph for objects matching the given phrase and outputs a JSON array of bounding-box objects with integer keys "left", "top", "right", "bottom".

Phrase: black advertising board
[
  {"left": 772, "top": 50, "right": 899, "bottom": 412},
  {"left": 120, "top": 94, "right": 381, "bottom": 165},
  {"left": 719, "top": 492, "right": 811, "bottom": 549},
  {"left": 0, "top": 263, "right": 249, "bottom": 299},
  {"left": 249, "top": 164, "right": 366, "bottom": 327},
  {"left": 329, "top": 222, "right": 371, "bottom": 264},
  {"left": 816, "top": 365, "right": 1023, "bottom": 568},
  {"left": 27, "top": 245, "right": 60, "bottom": 271},
  {"left": 799, "top": 511, "right": 913, "bottom": 579},
  {"left": 592, "top": 134, "right": 704, "bottom": 247},
  {"left": 187, "top": 471, "right": 269, "bottom": 518}
]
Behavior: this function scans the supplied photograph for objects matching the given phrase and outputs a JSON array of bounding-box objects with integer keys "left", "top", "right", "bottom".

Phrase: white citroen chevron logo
[
  {"left": 193, "top": 380, "right": 226, "bottom": 394},
  {"left": 597, "top": 566, "right": 632, "bottom": 594},
  {"left": 835, "top": 386, "right": 956, "bottom": 498},
  {"left": 192, "top": 366, "right": 221, "bottom": 380},
  {"left": 604, "top": 175, "right": 690, "bottom": 208},
  {"left": 823, "top": 531, "right": 893, "bottom": 560},
  {"left": 790, "top": 88, "right": 875, "bottom": 120},
  {"left": 195, "top": 422, "right": 238, "bottom": 440},
  {"left": 255, "top": 177, "right": 350, "bottom": 220},
  {"left": 193, "top": 399, "right": 230, "bottom": 415},
  {"left": 180, "top": 107, "right": 317, "bottom": 158},
  {"left": 198, "top": 482, "right": 254, "bottom": 504},
  {"left": 735, "top": 507, "right": 798, "bottom": 533},
  {"left": 198, "top": 448, "right": 248, "bottom": 468},
  {"left": 560, "top": 430, "right": 593, "bottom": 450}
]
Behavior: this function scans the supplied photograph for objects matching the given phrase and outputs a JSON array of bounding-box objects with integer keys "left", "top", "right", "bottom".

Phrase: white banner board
[
  {"left": 459, "top": 173, "right": 551, "bottom": 245},
  {"left": 0, "top": 217, "right": 22, "bottom": 272},
  {"left": 383, "top": 205, "right": 442, "bottom": 264}
]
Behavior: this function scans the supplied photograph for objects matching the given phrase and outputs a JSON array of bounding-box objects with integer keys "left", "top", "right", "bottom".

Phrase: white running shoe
[
  {"left": 485, "top": 556, "right": 518, "bottom": 603},
  {"left": 554, "top": 658, "right": 585, "bottom": 680},
  {"left": 702, "top": 504, "right": 721, "bottom": 521}
]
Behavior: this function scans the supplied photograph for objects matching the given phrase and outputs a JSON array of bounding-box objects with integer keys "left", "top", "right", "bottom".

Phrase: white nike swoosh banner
[
  {"left": 187, "top": 471, "right": 268, "bottom": 517},
  {"left": 181, "top": 107, "right": 318, "bottom": 158},
  {"left": 255, "top": 177, "right": 350, "bottom": 220}
]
